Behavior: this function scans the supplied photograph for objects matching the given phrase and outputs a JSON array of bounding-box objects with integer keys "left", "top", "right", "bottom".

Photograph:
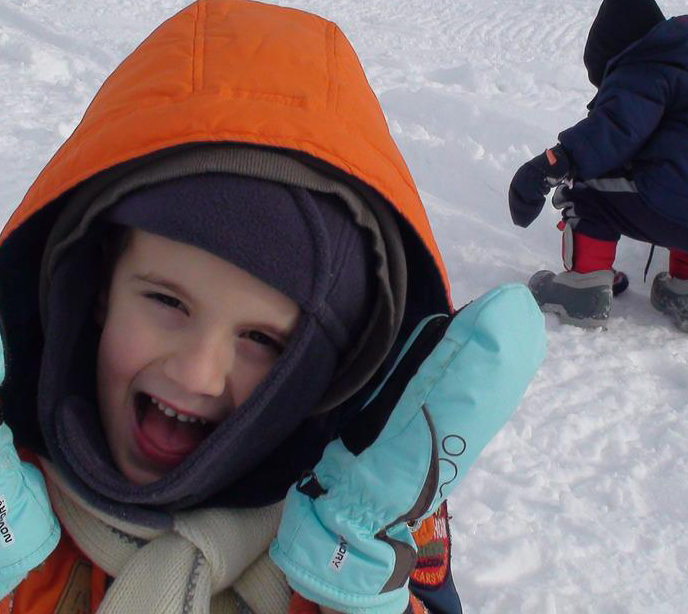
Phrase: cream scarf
[{"left": 40, "top": 460, "right": 292, "bottom": 614}]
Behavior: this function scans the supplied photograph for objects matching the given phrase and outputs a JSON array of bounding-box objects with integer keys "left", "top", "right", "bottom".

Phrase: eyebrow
[
  {"left": 132, "top": 274, "right": 194, "bottom": 304},
  {"left": 132, "top": 273, "right": 298, "bottom": 340},
  {"left": 258, "top": 323, "right": 294, "bottom": 345}
]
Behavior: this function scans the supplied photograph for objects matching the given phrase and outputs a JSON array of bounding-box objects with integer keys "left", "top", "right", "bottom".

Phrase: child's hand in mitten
[
  {"left": 0, "top": 337, "right": 60, "bottom": 599},
  {"left": 271, "top": 284, "right": 545, "bottom": 614},
  {"left": 0, "top": 422, "right": 61, "bottom": 598},
  {"left": 509, "top": 144, "right": 572, "bottom": 227}
]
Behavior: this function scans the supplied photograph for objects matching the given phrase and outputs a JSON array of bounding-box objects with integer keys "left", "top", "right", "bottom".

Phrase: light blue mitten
[
  {"left": 270, "top": 283, "right": 546, "bottom": 614},
  {"left": 0, "top": 338, "right": 60, "bottom": 598}
]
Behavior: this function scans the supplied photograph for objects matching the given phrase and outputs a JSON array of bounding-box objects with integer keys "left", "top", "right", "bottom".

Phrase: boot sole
[
  {"left": 539, "top": 302, "right": 609, "bottom": 329},
  {"left": 650, "top": 294, "right": 688, "bottom": 332}
]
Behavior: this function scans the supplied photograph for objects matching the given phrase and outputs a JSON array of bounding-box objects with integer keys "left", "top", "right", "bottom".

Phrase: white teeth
[{"left": 149, "top": 396, "right": 203, "bottom": 424}]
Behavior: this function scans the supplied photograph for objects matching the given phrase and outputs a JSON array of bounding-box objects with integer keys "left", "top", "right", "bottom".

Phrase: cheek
[
  {"left": 96, "top": 325, "right": 129, "bottom": 447},
  {"left": 232, "top": 355, "right": 279, "bottom": 407},
  {"left": 98, "top": 327, "right": 136, "bottom": 387},
  {"left": 96, "top": 312, "right": 154, "bottom": 405}
]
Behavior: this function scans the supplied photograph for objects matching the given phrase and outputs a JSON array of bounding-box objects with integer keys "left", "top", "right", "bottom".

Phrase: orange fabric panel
[
  {"left": 90, "top": 566, "right": 106, "bottom": 613},
  {"left": 8, "top": 530, "right": 106, "bottom": 614},
  {"left": 288, "top": 593, "right": 428, "bottom": 614},
  {"left": 0, "top": 0, "right": 450, "bottom": 305},
  {"left": 409, "top": 595, "right": 430, "bottom": 614},
  {"left": 288, "top": 593, "right": 320, "bottom": 613},
  {"left": 0, "top": 594, "right": 13, "bottom": 614}
]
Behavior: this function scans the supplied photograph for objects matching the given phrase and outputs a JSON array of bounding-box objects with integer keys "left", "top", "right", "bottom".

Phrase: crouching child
[{"left": 509, "top": 0, "right": 688, "bottom": 330}]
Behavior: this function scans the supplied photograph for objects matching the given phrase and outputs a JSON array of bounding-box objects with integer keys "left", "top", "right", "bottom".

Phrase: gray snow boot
[
  {"left": 528, "top": 269, "right": 614, "bottom": 327},
  {"left": 650, "top": 272, "right": 688, "bottom": 332}
]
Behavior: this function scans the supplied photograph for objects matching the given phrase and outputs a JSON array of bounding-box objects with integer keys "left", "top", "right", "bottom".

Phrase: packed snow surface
[{"left": 1, "top": 0, "right": 686, "bottom": 612}]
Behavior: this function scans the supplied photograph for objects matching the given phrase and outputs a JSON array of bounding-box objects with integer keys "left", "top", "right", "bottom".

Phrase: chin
[
  {"left": 117, "top": 453, "right": 168, "bottom": 487},
  {"left": 124, "top": 470, "right": 158, "bottom": 486}
]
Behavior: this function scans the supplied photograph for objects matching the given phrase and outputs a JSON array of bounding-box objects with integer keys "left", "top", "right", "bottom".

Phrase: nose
[{"left": 163, "top": 332, "right": 230, "bottom": 398}]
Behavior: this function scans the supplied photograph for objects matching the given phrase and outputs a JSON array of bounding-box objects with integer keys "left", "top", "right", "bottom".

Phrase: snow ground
[{"left": 1, "top": 0, "right": 687, "bottom": 612}]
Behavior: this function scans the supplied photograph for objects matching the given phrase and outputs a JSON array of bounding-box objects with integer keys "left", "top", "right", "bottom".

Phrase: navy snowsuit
[{"left": 557, "top": 16, "right": 688, "bottom": 248}]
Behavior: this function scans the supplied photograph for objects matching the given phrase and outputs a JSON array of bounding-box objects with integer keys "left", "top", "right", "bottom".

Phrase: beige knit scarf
[{"left": 40, "top": 460, "right": 292, "bottom": 614}]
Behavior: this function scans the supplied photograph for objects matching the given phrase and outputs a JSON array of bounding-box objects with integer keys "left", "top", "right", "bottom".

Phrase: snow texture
[{"left": 1, "top": 0, "right": 687, "bottom": 612}]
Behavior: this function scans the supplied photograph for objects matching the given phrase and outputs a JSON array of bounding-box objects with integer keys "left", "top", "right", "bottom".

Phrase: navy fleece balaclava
[
  {"left": 38, "top": 174, "right": 376, "bottom": 512},
  {"left": 106, "top": 174, "right": 373, "bottom": 357},
  {"left": 584, "top": 0, "right": 665, "bottom": 87}
]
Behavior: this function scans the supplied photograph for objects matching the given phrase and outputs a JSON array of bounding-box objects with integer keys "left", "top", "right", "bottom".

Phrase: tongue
[{"left": 140, "top": 404, "right": 206, "bottom": 454}]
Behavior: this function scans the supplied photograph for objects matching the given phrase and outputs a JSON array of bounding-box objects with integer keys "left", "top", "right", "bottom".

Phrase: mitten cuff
[
  {"left": 546, "top": 144, "right": 573, "bottom": 182},
  {"left": 283, "top": 570, "right": 409, "bottom": 614}
]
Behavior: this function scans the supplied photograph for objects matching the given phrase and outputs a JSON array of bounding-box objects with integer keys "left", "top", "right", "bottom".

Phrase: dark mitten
[{"left": 508, "top": 144, "right": 572, "bottom": 227}]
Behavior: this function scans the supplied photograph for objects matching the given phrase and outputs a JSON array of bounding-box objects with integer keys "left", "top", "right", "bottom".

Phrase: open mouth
[{"left": 133, "top": 393, "right": 217, "bottom": 466}]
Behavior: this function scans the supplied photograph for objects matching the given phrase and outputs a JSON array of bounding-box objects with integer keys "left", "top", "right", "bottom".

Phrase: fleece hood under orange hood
[{"left": 0, "top": 0, "right": 452, "bottom": 508}]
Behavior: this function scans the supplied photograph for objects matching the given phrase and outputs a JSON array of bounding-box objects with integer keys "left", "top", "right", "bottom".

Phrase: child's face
[{"left": 96, "top": 229, "right": 300, "bottom": 486}]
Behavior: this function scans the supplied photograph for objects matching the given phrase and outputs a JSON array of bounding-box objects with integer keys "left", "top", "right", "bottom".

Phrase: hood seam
[
  {"left": 325, "top": 21, "right": 336, "bottom": 112},
  {"left": 193, "top": 0, "right": 207, "bottom": 92}
]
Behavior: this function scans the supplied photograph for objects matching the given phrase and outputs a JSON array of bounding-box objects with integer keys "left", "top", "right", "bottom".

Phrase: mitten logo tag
[
  {"left": 0, "top": 496, "right": 14, "bottom": 547},
  {"left": 329, "top": 537, "right": 348, "bottom": 572}
]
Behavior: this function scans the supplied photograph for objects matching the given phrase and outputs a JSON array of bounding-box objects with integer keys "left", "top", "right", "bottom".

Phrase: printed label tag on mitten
[
  {"left": 329, "top": 537, "right": 349, "bottom": 572},
  {"left": 0, "top": 496, "right": 14, "bottom": 547}
]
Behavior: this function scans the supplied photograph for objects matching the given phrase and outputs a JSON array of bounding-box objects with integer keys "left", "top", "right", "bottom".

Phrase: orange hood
[{"left": 1, "top": 0, "right": 450, "bottom": 305}]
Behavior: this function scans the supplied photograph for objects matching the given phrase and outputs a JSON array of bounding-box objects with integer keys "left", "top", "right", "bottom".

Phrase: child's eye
[
  {"left": 242, "top": 330, "right": 285, "bottom": 354},
  {"left": 145, "top": 292, "right": 188, "bottom": 314}
]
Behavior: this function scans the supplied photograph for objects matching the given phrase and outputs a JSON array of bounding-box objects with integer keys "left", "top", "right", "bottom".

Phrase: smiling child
[
  {"left": 0, "top": 1, "right": 544, "bottom": 613},
  {"left": 96, "top": 228, "right": 300, "bottom": 485}
]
